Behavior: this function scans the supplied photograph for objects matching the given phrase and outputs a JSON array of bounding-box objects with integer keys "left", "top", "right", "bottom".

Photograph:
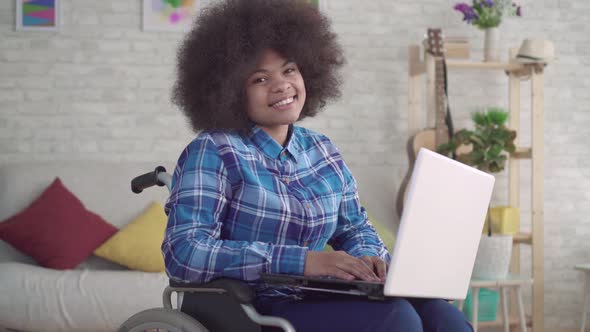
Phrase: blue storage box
[{"left": 462, "top": 288, "right": 499, "bottom": 322}]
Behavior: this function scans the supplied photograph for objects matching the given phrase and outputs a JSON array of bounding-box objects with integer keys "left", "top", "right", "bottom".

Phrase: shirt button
[
  {"left": 303, "top": 241, "right": 309, "bottom": 247},
  {"left": 306, "top": 203, "right": 311, "bottom": 209},
  {"left": 285, "top": 178, "right": 290, "bottom": 184}
]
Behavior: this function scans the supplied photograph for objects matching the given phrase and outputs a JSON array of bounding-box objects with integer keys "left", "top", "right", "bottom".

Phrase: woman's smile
[{"left": 270, "top": 95, "right": 298, "bottom": 110}]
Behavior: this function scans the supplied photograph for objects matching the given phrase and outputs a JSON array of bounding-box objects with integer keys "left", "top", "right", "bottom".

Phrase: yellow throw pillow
[
  {"left": 367, "top": 210, "right": 395, "bottom": 252},
  {"left": 94, "top": 202, "right": 167, "bottom": 272}
]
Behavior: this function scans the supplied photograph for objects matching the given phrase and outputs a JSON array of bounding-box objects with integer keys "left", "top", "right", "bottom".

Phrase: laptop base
[{"left": 260, "top": 273, "right": 386, "bottom": 301}]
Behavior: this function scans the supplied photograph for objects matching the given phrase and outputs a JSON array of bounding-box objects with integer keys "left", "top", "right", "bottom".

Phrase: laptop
[{"left": 261, "top": 148, "right": 495, "bottom": 300}]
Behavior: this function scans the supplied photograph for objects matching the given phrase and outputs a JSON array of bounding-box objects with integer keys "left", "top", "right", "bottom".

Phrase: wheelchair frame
[{"left": 119, "top": 167, "right": 296, "bottom": 332}]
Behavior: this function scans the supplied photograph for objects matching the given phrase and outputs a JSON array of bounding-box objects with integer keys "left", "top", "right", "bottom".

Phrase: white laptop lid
[{"left": 384, "top": 148, "right": 495, "bottom": 300}]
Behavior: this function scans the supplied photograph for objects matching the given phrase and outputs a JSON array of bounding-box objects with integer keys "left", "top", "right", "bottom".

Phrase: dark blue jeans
[{"left": 254, "top": 292, "right": 473, "bottom": 332}]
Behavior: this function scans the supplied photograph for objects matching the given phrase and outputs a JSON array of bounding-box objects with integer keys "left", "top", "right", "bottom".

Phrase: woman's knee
[
  {"left": 413, "top": 299, "right": 473, "bottom": 332},
  {"left": 375, "top": 298, "right": 423, "bottom": 332}
]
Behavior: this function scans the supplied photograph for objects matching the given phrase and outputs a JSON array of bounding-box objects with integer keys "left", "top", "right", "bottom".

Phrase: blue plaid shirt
[{"left": 163, "top": 125, "right": 390, "bottom": 297}]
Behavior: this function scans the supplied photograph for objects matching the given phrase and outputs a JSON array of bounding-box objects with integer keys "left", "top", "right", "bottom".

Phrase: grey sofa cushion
[
  {"left": 0, "top": 262, "right": 169, "bottom": 332},
  {"left": 0, "top": 240, "right": 129, "bottom": 270},
  {"left": 0, "top": 161, "right": 174, "bottom": 270},
  {"left": 0, "top": 240, "right": 36, "bottom": 265},
  {"left": 76, "top": 255, "right": 129, "bottom": 271}
]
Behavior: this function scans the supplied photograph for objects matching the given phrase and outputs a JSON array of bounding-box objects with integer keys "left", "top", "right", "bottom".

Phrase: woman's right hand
[{"left": 303, "top": 251, "right": 380, "bottom": 282}]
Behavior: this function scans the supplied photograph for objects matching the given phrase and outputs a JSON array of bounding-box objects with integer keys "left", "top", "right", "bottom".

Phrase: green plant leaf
[
  {"left": 489, "top": 145, "right": 503, "bottom": 157},
  {"left": 471, "top": 134, "right": 485, "bottom": 147},
  {"left": 505, "top": 142, "right": 516, "bottom": 153},
  {"left": 488, "top": 110, "right": 508, "bottom": 125},
  {"left": 441, "top": 107, "right": 516, "bottom": 174},
  {"left": 473, "top": 112, "right": 487, "bottom": 126}
]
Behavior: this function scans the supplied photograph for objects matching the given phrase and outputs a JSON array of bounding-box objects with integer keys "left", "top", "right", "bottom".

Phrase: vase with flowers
[{"left": 453, "top": 0, "right": 522, "bottom": 62}]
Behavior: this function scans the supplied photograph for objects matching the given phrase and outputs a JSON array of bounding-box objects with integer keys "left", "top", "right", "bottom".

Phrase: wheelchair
[{"left": 118, "top": 166, "right": 295, "bottom": 332}]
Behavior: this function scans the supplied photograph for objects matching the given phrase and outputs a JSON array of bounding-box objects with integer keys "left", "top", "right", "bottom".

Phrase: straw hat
[{"left": 516, "top": 38, "right": 555, "bottom": 63}]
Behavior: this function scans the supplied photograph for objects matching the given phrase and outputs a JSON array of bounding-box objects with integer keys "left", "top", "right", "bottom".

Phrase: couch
[
  {"left": 0, "top": 161, "right": 397, "bottom": 332},
  {"left": 0, "top": 161, "right": 174, "bottom": 332}
]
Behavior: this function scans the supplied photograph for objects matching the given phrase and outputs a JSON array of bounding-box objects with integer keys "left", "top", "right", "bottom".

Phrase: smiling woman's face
[{"left": 245, "top": 49, "right": 306, "bottom": 140}]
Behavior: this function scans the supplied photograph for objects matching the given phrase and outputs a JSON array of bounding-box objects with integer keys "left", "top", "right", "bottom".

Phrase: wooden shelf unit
[
  {"left": 478, "top": 317, "right": 532, "bottom": 328},
  {"left": 407, "top": 44, "right": 546, "bottom": 332}
]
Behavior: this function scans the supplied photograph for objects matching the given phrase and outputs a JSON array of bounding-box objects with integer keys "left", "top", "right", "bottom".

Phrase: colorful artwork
[
  {"left": 142, "top": 0, "right": 199, "bottom": 32},
  {"left": 16, "top": 0, "right": 60, "bottom": 31}
]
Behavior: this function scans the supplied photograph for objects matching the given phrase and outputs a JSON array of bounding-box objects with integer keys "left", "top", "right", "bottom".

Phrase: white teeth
[{"left": 273, "top": 97, "right": 294, "bottom": 107}]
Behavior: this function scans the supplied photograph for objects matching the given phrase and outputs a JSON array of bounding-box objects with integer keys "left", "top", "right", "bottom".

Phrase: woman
[{"left": 164, "top": 0, "right": 472, "bottom": 331}]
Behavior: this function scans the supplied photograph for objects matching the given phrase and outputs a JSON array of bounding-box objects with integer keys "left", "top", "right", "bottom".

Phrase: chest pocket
[
  {"left": 298, "top": 163, "right": 344, "bottom": 224},
  {"left": 226, "top": 167, "right": 307, "bottom": 244}
]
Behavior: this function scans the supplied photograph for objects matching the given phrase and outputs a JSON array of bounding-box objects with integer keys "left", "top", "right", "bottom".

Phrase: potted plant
[{"left": 437, "top": 107, "right": 517, "bottom": 279}]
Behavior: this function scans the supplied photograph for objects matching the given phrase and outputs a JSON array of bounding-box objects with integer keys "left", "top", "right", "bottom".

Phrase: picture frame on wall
[
  {"left": 16, "top": 0, "right": 61, "bottom": 32},
  {"left": 142, "top": 0, "right": 201, "bottom": 32}
]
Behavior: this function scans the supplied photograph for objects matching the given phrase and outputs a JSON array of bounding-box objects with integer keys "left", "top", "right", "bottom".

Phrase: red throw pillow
[{"left": 0, "top": 177, "right": 117, "bottom": 269}]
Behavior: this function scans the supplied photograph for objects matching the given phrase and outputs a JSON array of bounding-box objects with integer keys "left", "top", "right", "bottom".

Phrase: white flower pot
[
  {"left": 472, "top": 234, "right": 513, "bottom": 279},
  {"left": 483, "top": 27, "right": 500, "bottom": 62}
]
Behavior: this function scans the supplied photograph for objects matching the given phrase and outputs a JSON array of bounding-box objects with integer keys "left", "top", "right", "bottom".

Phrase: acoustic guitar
[{"left": 395, "top": 28, "right": 455, "bottom": 218}]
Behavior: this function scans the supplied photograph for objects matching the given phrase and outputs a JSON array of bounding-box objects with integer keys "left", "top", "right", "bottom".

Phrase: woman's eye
[
  {"left": 252, "top": 77, "right": 266, "bottom": 84},
  {"left": 285, "top": 67, "right": 297, "bottom": 74}
]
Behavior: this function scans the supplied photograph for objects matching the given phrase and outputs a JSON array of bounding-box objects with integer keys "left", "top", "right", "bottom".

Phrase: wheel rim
[{"left": 127, "top": 322, "right": 184, "bottom": 332}]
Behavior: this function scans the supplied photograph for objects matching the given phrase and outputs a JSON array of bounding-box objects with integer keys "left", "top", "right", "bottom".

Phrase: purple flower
[
  {"left": 454, "top": 3, "right": 479, "bottom": 23},
  {"left": 482, "top": 0, "right": 494, "bottom": 7},
  {"left": 454, "top": 3, "right": 470, "bottom": 12},
  {"left": 472, "top": 0, "right": 494, "bottom": 7}
]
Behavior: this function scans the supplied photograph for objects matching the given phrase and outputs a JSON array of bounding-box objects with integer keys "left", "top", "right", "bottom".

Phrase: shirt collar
[{"left": 248, "top": 125, "right": 301, "bottom": 162}]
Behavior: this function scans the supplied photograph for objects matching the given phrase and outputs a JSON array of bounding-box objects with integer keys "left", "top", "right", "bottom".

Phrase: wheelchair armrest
[{"left": 169, "top": 278, "right": 255, "bottom": 304}]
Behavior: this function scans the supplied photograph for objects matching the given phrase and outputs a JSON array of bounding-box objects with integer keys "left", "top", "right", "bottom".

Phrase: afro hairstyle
[{"left": 172, "top": 0, "right": 345, "bottom": 132}]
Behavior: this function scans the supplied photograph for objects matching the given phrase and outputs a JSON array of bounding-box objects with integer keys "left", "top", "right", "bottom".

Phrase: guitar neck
[{"left": 434, "top": 56, "right": 449, "bottom": 146}]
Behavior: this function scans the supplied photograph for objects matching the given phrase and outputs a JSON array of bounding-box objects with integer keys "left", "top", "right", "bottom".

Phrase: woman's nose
[{"left": 272, "top": 80, "right": 291, "bottom": 93}]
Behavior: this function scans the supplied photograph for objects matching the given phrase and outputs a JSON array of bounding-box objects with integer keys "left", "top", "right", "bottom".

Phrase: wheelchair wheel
[{"left": 118, "top": 308, "right": 209, "bottom": 332}]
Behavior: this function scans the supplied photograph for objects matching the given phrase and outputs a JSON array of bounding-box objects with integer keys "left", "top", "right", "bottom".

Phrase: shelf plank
[
  {"left": 478, "top": 316, "right": 532, "bottom": 327},
  {"left": 470, "top": 274, "right": 533, "bottom": 287},
  {"left": 446, "top": 60, "right": 524, "bottom": 71},
  {"left": 514, "top": 232, "right": 533, "bottom": 244},
  {"left": 511, "top": 147, "right": 532, "bottom": 159}
]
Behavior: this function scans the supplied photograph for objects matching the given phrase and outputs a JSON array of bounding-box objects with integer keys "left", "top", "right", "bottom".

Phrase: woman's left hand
[{"left": 360, "top": 256, "right": 388, "bottom": 281}]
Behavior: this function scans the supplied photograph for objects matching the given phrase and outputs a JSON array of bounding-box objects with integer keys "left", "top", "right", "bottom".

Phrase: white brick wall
[{"left": 1, "top": 0, "right": 589, "bottom": 329}]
